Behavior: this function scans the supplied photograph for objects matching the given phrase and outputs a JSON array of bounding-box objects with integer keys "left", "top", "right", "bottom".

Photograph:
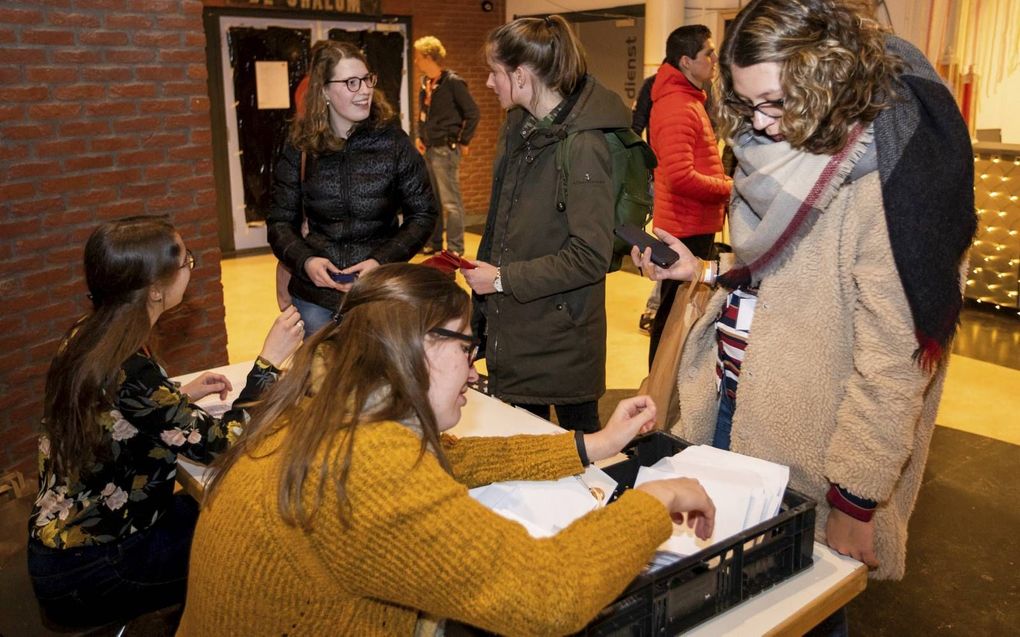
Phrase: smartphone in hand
[
  {"left": 613, "top": 224, "right": 680, "bottom": 268},
  {"left": 330, "top": 271, "right": 359, "bottom": 284}
]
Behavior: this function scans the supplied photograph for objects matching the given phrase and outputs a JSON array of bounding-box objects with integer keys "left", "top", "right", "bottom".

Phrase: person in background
[
  {"left": 27, "top": 216, "right": 303, "bottom": 627},
  {"left": 647, "top": 25, "right": 732, "bottom": 366},
  {"left": 633, "top": 0, "right": 974, "bottom": 631},
  {"left": 463, "top": 15, "right": 629, "bottom": 433},
  {"left": 268, "top": 40, "right": 437, "bottom": 336},
  {"left": 413, "top": 36, "right": 480, "bottom": 256},
  {"left": 630, "top": 74, "right": 656, "bottom": 137},
  {"left": 177, "top": 264, "right": 715, "bottom": 636},
  {"left": 630, "top": 73, "right": 660, "bottom": 335}
]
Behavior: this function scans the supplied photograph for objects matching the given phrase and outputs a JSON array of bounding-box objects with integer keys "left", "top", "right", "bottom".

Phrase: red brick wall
[
  {"left": 0, "top": 0, "right": 510, "bottom": 474},
  {"left": 0, "top": 0, "right": 228, "bottom": 475},
  {"left": 0, "top": 0, "right": 507, "bottom": 475}
]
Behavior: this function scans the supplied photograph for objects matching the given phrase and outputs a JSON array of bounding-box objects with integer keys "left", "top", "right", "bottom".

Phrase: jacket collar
[
  {"left": 509, "top": 75, "right": 630, "bottom": 150},
  {"left": 652, "top": 62, "right": 706, "bottom": 104}
]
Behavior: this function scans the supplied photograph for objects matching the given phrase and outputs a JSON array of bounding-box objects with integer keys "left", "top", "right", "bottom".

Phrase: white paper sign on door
[{"left": 255, "top": 61, "right": 290, "bottom": 110}]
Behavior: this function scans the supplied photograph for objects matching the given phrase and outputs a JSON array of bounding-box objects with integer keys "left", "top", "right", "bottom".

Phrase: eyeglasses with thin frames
[
  {"left": 428, "top": 327, "right": 480, "bottom": 364},
  {"left": 725, "top": 97, "right": 785, "bottom": 119},
  {"left": 325, "top": 73, "right": 379, "bottom": 93},
  {"left": 181, "top": 249, "right": 196, "bottom": 271}
]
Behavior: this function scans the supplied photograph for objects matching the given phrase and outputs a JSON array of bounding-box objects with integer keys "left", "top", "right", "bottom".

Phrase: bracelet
[{"left": 574, "top": 430, "right": 591, "bottom": 466}]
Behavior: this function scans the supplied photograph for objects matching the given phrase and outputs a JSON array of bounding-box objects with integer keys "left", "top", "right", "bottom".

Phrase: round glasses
[
  {"left": 725, "top": 98, "right": 785, "bottom": 119},
  {"left": 325, "top": 73, "right": 378, "bottom": 93},
  {"left": 428, "top": 327, "right": 480, "bottom": 364}
]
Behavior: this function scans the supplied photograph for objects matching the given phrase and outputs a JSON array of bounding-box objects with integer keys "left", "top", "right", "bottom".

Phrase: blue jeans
[
  {"left": 713, "top": 377, "right": 737, "bottom": 450},
  {"left": 425, "top": 145, "right": 466, "bottom": 254},
  {"left": 27, "top": 494, "right": 198, "bottom": 627},
  {"left": 292, "top": 295, "right": 335, "bottom": 338}
]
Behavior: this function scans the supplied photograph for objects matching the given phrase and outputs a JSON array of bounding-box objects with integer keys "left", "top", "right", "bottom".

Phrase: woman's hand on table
[
  {"left": 582, "top": 395, "right": 657, "bottom": 462},
  {"left": 181, "top": 372, "right": 233, "bottom": 402},
  {"left": 259, "top": 305, "right": 305, "bottom": 367},
  {"left": 825, "top": 508, "right": 879, "bottom": 569},
  {"left": 630, "top": 228, "right": 701, "bottom": 282},
  {"left": 637, "top": 478, "right": 716, "bottom": 540}
]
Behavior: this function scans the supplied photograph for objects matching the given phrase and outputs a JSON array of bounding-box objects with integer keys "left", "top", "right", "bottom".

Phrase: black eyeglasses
[
  {"left": 725, "top": 97, "right": 785, "bottom": 119},
  {"left": 325, "top": 73, "right": 378, "bottom": 92},
  {"left": 428, "top": 327, "right": 480, "bottom": 363},
  {"left": 180, "top": 249, "right": 196, "bottom": 270}
]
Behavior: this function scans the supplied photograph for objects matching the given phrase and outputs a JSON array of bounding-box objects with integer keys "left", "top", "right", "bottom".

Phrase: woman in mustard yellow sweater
[{"left": 178, "top": 264, "right": 714, "bottom": 636}]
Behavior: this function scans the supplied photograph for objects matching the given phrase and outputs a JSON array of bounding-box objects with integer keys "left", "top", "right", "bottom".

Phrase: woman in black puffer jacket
[{"left": 269, "top": 40, "right": 438, "bottom": 335}]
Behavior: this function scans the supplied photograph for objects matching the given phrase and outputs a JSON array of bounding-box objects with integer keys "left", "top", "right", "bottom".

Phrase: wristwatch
[{"left": 493, "top": 267, "right": 503, "bottom": 293}]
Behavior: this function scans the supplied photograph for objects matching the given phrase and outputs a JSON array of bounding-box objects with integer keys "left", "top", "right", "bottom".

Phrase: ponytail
[{"left": 485, "top": 15, "right": 587, "bottom": 97}]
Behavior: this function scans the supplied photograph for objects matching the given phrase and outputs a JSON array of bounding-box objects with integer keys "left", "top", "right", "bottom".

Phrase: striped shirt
[{"left": 715, "top": 287, "right": 757, "bottom": 398}]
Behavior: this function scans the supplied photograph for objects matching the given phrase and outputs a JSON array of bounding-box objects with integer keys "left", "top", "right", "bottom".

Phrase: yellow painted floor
[{"left": 221, "top": 232, "right": 1020, "bottom": 446}]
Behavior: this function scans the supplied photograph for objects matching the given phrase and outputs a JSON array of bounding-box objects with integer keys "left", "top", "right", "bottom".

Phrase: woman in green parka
[{"left": 463, "top": 15, "right": 631, "bottom": 433}]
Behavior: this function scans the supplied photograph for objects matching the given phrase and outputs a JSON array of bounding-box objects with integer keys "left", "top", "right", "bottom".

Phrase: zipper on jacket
[{"left": 488, "top": 139, "right": 530, "bottom": 395}]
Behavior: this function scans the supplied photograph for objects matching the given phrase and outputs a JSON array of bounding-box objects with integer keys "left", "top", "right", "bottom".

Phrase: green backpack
[{"left": 554, "top": 128, "right": 657, "bottom": 272}]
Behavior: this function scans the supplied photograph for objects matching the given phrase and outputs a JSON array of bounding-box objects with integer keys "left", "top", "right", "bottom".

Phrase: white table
[{"left": 173, "top": 361, "right": 866, "bottom": 636}]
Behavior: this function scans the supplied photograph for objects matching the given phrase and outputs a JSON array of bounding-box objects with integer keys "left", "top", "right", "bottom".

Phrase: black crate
[{"left": 574, "top": 431, "right": 816, "bottom": 636}]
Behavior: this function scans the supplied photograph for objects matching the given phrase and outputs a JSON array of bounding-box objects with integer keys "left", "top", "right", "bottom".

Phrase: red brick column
[{"left": 0, "top": 0, "right": 228, "bottom": 475}]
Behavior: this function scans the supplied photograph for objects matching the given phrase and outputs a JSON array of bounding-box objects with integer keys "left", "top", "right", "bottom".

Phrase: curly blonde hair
[
  {"left": 413, "top": 36, "right": 446, "bottom": 60},
  {"left": 290, "top": 40, "right": 395, "bottom": 154},
  {"left": 715, "top": 0, "right": 902, "bottom": 155}
]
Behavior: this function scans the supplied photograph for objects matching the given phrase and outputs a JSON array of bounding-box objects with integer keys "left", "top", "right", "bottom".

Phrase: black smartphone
[
  {"left": 613, "top": 224, "right": 680, "bottom": 268},
  {"left": 329, "top": 271, "right": 358, "bottom": 284}
]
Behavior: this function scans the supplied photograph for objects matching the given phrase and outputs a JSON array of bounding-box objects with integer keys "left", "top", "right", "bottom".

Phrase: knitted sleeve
[
  {"left": 325, "top": 422, "right": 672, "bottom": 636},
  {"left": 441, "top": 432, "right": 582, "bottom": 487}
]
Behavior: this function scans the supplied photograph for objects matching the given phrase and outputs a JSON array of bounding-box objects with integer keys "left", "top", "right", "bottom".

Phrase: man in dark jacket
[{"left": 414, "top": 36, "right": 480, "bottom": 256}]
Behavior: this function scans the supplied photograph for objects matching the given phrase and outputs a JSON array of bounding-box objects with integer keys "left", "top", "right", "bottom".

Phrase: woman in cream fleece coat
[{"left": 634, "top": 0, "right": 974, "bottom": 583}]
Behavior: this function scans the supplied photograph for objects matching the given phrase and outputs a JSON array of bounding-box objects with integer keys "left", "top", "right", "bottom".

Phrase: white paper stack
[
  {"left": 469, "top": 465, "right": 618, "bottom": 537},
  {"left": 635, "top": 445, "right": 789, "bottom": 557}
]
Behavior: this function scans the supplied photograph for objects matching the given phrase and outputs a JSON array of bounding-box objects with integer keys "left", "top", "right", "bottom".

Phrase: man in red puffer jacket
[{"left": 648, "top": 24, "right": 732, "bottom": 365}]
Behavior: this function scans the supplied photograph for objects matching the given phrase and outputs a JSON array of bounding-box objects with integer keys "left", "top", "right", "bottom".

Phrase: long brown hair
[
  {"left": 206, "top": 264, "right": 471, "bottom": 529},
  {"left": 715, "top": 0, "right": 902, "bottom": 154},
  {"left": 485, "top": 15, "right": 588, "bottom": 103},
  {"left": 289, "top": 40, "right": 395, "bottom": 154},
  {"left": 42, "top": 216, "right": 183, "bottom": 479}
]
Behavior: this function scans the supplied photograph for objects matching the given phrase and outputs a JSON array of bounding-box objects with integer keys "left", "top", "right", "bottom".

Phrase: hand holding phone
[
  {"left": 329, "top": 271, "right": 359, "bottom": 284},
  {"left": 613, "top": 225, "right": 680, "bottom": 268}
]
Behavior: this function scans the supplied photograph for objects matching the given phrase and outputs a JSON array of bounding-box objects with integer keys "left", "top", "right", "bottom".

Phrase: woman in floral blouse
[{"left": 27, "top": 216, "right": 304, "bottom": 627}]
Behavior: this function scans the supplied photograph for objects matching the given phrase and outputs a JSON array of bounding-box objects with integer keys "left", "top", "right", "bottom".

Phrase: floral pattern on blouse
[{"left": 29, "top": 353, "right": 278, "bottom": 549}]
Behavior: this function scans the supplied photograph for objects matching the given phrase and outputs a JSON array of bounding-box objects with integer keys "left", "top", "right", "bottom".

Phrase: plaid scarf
[
  {"left": 721, "top": 122, "right": 873, "bottom": 288},
  {"left": 720, "top": 37, "right": 976, "bottom": 370}
]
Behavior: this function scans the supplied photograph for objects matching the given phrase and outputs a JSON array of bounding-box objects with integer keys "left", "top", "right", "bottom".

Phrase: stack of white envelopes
[
  {"left": 469, "top": 445, "right": 788, "bottom": 555},
  {"left": 469, "top": 465, "right": 619, "bottom": 538},
  {"left": 635, "top": 445, "right": 789, "bottom": 556}
]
